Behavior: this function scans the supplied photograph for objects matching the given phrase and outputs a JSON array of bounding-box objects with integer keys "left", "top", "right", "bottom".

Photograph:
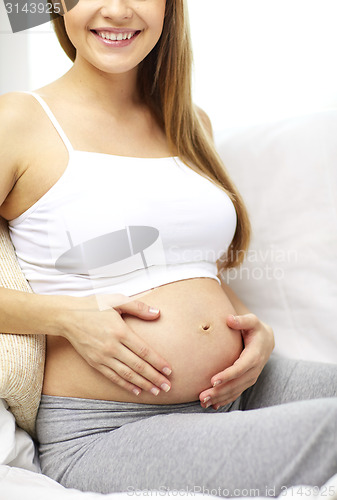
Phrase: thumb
[
  {"left": 227, "top": 313, "right": 259, "bottom": 331},
  {"left": 94, "top": 294, "right": 160, "bottom": 319},
  {"left": 117, "top": 300, "right": 160, "bottom": 320}
]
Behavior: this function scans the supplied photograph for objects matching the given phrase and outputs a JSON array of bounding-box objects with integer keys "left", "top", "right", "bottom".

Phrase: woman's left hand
[{"left": 199, "top": 313, "right": 275, "bottom": 410}]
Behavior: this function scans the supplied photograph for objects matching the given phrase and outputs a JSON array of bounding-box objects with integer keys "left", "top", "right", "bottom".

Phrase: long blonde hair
[{"left": 51, "top": 0, "right": 251, "bottom": 269}]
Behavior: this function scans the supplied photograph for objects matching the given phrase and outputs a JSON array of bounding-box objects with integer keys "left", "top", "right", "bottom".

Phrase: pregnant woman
[{"left": 0, "top": 0, "right": 336, "bottom": 495}]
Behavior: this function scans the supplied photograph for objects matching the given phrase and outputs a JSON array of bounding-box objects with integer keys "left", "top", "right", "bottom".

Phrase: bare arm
[
  {"left": 0, "top": 287, "right": 75, "bottom": 336},
  {"left": 0, "top": 93, "right": 172, "bottom": 396},
  {"left": 0, "top": 285, "right": 173, "bottom": 396},
  {"left": 0, "top": 93, "right": 23, "bottom": 217},
  {"left": 0, "top": 93, "right": 64, "bottom": 337}
]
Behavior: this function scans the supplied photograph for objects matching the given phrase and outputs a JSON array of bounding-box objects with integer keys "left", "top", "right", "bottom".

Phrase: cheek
[
  {"left": 149, "top": 12, "right": 166, "bottom": 44},
  {"left": 63, "top": 10, "right": 88, "bottom": 46},
  {"left": 154, "top": 0, "right": 167, "bottom": 26},
  {"left": 136, "top": 1, "right": 166, "bottom": 35},
  {"left": 63, "top": 16, "right": 78, "bottom": 47}
]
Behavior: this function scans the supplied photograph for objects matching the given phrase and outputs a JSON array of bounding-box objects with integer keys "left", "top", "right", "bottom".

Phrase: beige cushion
[{"left": 0, "top": 216, "right": 45, "bottom": 437}]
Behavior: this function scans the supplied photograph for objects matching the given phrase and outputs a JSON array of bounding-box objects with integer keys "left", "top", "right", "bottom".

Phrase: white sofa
[
  {"left": 217, "top": 108, "right": 337, "bottom": 364},
  {"left": 1, "top": 109, "right": 336, "bottom": 499}
]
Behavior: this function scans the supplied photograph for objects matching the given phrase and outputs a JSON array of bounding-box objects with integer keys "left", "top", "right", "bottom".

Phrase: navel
[{"left": 200, "top": 323, "right": 212, "bottom": 333}]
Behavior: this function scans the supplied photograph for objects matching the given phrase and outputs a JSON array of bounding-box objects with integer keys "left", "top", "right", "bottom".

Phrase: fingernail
[
  {"left": 161, "top": 383, "right": 170, "bottom": 393},
  {"left": 231, "top": 315, "right": 238, "bottom": 323},
  {"left": 214, "top": 404, "right": 220, "bottom": 411},
  {"left": 150, "top": 387, "right": 160, "bottom": 396},
  {"left": 213, "top": 380, "right": 222, "bottom": 387},
  {"left": 149, "top": 307, "right": 160, "bottom": 314},
  {"left": 132, "top": 388, "right": 141, "bottom": 396},
  {"left": 203, "top": 396, "right": 211, "bottom": 404},
  {"left": 205, "top": 401, "right": 212, "bottom": 409},
  {"left": 162, "top": 367, "right": 172, "bottom": 376}
]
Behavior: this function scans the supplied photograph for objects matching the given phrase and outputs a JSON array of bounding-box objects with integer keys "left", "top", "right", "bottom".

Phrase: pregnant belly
[{"left": 43, "top": 278, "right": 243, "bottom": 403}]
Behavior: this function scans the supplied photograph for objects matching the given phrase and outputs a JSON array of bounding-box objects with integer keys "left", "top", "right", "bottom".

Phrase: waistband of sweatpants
[
  {"left": 39, "top": 394, "right": 205, "bottom": 414},
  {"left": 37, "top": 394, "right": 231, "bottom": 443}
]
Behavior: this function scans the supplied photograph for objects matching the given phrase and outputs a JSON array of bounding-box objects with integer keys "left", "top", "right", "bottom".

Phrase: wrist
[
  {"left": 43, "top": 294, "right": 83, "bottom": 338},
  {"left": 0, "top": 288, "right": 79, "bottom": 337}
]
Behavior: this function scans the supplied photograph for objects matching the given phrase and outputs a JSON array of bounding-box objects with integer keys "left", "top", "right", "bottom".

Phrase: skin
[{"left": 0, "top": 0, "right": 275, "bottom": 409}]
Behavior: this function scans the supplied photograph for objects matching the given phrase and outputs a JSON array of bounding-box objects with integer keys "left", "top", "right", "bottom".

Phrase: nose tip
[{"left": 100, "top": 0, "right": 133, "bottom": 20}]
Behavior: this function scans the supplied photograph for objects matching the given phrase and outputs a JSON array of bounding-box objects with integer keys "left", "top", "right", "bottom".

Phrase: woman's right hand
[{"left": 58, "top": 294, "right": 172, "bottom": 397}]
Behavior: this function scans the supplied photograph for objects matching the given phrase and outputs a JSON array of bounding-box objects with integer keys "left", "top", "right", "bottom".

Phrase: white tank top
[{"left": 8, "top": 92, "right": 237, "bottom": 297}]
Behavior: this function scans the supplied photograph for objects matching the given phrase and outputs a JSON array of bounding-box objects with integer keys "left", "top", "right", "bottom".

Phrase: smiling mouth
[{"left": 91, "top": 30, "right": 141, "bottom": 42}]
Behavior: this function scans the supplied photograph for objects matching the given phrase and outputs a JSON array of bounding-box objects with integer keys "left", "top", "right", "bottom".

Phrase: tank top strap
[{"left": 23, "top": 91, "right": 74, "bottom": 154}]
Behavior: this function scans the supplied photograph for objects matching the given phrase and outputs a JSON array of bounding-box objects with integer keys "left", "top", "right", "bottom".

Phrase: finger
[
  {"left": 210, "top": 368, "right": 259, "bottom": 407},
  {"left": 200, "top": 388, "right": 235, "bottom": 408},
  {"left": 212, "top": 402, "right": 231, "bottom": 411},
  {"left": 201, "top": 383, "right": 247, "bottom": 409},
  {"left": 93, "top": 294, "right": 160, "bottom": 319},
  {"left": 210, "top": 358, "right": 249, "bottom": 388},
  {"left": 199, "top": 345, "right": 260, "bottom": 402},
  {"left": 103, "top": 356, "right": 171, "bottom": 396},
  {"left": 93, "top": 293, "right": 134, "bottom": 311},
  {"left": 226, "top": 313, "right": 259, "bottom": 331},
  {"left": 199, "top": 364, "right": 256, "bottom": 405},
  {"left": 212, "top": 391, "right": 243, "bottom": 410},
  {"left": 113, "top": 347, "right": 171, "bottom": 394},
  {"left": 122, "top": 329, "right": 172, "bottom": 377},
  {"left": 212, "top": 399, "right": 233, "bottom": 410},
  {"left": 118, "top": 300, "right": 161, "bottom": 320},
  {"left": 98, "top": 364, "right": 143, "bottom": 396},
  {"left": 210, "top": 386, "right": 246, "bottom": 407},
  {"left": 210, "top": 341, "right": 262, "bottom": 387},
  {"left": 201, "top": 391, "right": 239, "bottom": 410}
]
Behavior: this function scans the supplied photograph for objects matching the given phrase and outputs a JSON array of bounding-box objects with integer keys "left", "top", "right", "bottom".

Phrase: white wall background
[{"left": 1, "top": 0, "right": 337, "bottom": 131}]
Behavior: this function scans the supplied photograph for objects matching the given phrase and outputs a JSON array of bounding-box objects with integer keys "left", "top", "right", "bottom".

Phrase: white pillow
[
  {"left": 216, "top": 110, "right": 337, "bottom": 363},
  {"left": 0, "top": 399, "right": 39, "bottom": 472}
]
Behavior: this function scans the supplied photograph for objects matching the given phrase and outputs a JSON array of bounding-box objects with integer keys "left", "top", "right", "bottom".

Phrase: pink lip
[{"left": 91, "top": 29, "right": 141, "bottom": 48}]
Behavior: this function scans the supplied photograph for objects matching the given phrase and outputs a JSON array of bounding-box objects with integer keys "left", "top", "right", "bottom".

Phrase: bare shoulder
[
  {"left": 0, "top": 92, "right": 41, "bottom": 144},
  {"left": 195, "top": 105, "right": 214, "bottom": 140},
  {"left": 0, "top": 92, "right": 39, "bottom": 207},
  {"left": 0, "top": 91, "right": 40, "bottom": 153},
  {"left": 0, "top": 91, "right": 37, "bottom": 119}
]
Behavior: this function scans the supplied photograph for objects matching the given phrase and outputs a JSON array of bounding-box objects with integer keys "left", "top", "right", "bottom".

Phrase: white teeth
[{"left": 96, "top": 31, "right": 136, "bottom": 41}]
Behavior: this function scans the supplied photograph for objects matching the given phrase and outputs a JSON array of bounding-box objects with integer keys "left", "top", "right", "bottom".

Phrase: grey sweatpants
[{"left": 36, "top": 356, "right": 337, "bottom": 495}]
